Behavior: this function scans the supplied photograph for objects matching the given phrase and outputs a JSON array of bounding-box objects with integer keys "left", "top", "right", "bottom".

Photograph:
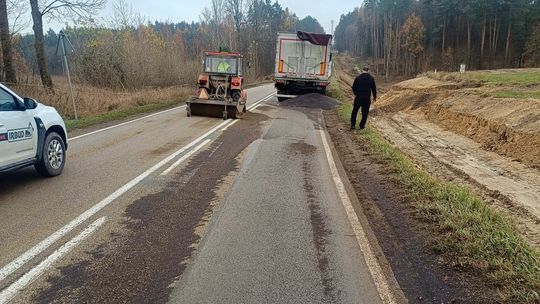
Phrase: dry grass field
[{"left": 8, "top": 76, "right": 195, "bottom": 120}]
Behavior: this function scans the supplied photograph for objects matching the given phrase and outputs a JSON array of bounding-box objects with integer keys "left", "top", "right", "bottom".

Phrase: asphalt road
[
  {"left": 0, "top": 85, "right": 392, "bottom": 303},
  {"left": 168, "top": 104, "right": 383, "bottom": 304}
]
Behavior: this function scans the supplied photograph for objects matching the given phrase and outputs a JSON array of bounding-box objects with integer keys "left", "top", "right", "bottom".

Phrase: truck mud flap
[{"left": 276, "top": 94, "right": 298, "bottom": 102}]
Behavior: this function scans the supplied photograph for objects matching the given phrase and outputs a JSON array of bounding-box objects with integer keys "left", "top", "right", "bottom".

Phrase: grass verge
[
  {"left": 473, "top": 70, "right": 540, "bottom": 86},
  {"left": 66, "top": 101, "right": 182, "bottom": 131},
  {"left": 327, "top": 76, "right": 540, "bottom": 302},
  {"left": 423, "top": 69, "right": 540, "bottom": 87},
  {"left": 490, "top": 90, "right": 540, "bottom": 99}
]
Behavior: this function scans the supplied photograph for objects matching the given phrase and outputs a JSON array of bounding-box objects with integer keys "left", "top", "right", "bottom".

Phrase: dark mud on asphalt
[
  {"left": 303, "top": 159, "right": 336, "bottom": 302},
  {"left": 35, "top": 113, "right": 268, "bottom": 304},
  {"left": 324, "top": 110, "right": 497, "bottom": 303},
  {"left": 278, "top": 93, "right": 337, "bottom": 127},
  {"left": 289, "top": 140, "right": 337, "bottom": 302},
  {"left": 279, "top": 93, "right": 338, "bottom": 110}
]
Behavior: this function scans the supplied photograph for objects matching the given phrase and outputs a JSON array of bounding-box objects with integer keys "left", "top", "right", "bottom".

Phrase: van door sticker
[{"left": 7, "top": 123, "right": 34, "bottom": 142}]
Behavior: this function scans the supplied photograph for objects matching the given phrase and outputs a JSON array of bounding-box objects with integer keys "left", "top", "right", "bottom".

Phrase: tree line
[
  {"left": 0, "top": 0, "right": 326, "bottom": 91},
  {"left": 334, "top": 0, "right": 540, "bottom": 77}
]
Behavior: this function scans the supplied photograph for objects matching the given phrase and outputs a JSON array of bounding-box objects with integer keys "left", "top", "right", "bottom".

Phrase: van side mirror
[{"left": 24, "top": 97, "right": 38, "bottom": 110}]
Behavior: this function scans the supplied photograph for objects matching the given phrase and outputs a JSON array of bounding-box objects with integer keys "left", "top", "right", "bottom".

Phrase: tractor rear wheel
[
  {"left": 230, "top": 108, "right": 241, "bottom": 119},
  {"left": 231, "top": 90, "right": 242, "bottom": 102}
]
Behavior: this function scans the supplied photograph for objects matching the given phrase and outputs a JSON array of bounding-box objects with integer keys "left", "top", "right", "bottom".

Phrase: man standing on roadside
[{"left": 351, "top": 65, "right": 377, "bottom": 130}]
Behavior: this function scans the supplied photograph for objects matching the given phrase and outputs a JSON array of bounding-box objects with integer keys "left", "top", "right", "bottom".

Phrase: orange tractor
[{"left": 187, "top": 51, "right": 248, "bottom": 119}]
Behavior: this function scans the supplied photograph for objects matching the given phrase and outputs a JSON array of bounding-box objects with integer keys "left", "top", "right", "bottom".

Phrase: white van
[{"left": 0, "top": 83, "right": 68, "bottom": 176}]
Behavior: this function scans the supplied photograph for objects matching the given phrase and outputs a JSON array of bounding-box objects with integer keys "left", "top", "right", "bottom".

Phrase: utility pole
[
  {"left": 57, "top": 30, "right": 77, "bottom": 120},
  {"left": 331, "top": 20, "right": 335, "bottom": 51}
]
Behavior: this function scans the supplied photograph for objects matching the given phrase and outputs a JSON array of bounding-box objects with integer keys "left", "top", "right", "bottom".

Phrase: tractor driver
[{"left": 217, "top": 59, "right": 232, "bottom": 73}]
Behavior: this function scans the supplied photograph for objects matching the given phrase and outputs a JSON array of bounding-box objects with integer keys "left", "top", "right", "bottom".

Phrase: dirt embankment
[
  {"left": 376, "top": 77, "right": 540, "bottom": 169},
  {"left": 360, "top": 72, "right": 540, "bottom": 250},
  {"left": 336, "top": 57, "right": 540, "bottom": 301},
  {"left": 338, "top": 63, "right": 540, "bottom": 246}
]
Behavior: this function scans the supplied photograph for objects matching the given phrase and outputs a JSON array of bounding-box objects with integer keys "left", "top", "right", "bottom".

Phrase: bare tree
[
  {"left": 200, "top": 0, "right": 227, "bottom": 50},
  {"left": 29, "top": 0, "right": 106, "bottom": 90},
  {"left": 0, "top": 0, "right": 16, "bottom": 83},
  {"left": 225, "top": 0, "right": 244, "bottom": 33},
  {"left": 211, "top": 0, "right": 224, "bottom": 25},
  {"left": 110, "top": 0, "right": 143, "bottom": 29},
  {"left": 225, "top": 0, "right": 250, "bottom": 50},
  {"left": 7, "top": 0, "right": 30, "bottom": 36},
  {"left": 210, "top": 0, "right": 225, "bottom": 49}
]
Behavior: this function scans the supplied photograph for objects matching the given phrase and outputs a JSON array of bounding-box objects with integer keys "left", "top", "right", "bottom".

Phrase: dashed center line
[
  {"left": 161, "top": 139, "right": 211, "bottom": 176},
  {"left": 0, "top": 217, "right": 107, "bottom": 304}
]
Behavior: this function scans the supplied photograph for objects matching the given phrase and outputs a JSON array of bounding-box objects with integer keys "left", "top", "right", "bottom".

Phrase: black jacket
[{"left": 352, "top": 73, "right": 377, "bottom": 100}]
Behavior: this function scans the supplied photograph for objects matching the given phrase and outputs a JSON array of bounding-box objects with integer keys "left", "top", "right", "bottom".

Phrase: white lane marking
[
  {"left": 319, "top": 129, "right": 397, "bottom": 304},
  {"left": 247, "top": 92, "right": 275, "bottom": 111},
  {"left": 221, "top": 120, "right": 239, "bottom": 131},
  {"left": 250, "top": 104, "right": 263, "bottom": 111},
  {"left": 0, "top": 217, "right": 107, "bottom": 304},
  {"left": 70, "top": 105, "right": 187, "bottom": 141},
  {"left": 161, "top": 139, "right": 211, "bottom": 176},
  {"left": 0, "top": 91, "right": 275, "bottom": 284},
  {"left": 161, "top": 92, "right": 275, "bottom": 173},
  {"left": 0, "top": 119, "right": 231, "bottom": 284},
  {"left": 70, "top": 87, "right": 275, "bottom": 142}
]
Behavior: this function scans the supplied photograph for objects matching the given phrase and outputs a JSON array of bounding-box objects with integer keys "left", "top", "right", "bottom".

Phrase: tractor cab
[{"left": 204, "top": 52, "right": 242, "bottom": 75}]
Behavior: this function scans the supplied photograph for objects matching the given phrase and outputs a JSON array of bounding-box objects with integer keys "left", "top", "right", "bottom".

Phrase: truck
[
  {"left": 274, "top": 31, "right": 333, "bottom": 101},
  {"left": 0, "top": 83, "right": 68, "bottom": 177}
]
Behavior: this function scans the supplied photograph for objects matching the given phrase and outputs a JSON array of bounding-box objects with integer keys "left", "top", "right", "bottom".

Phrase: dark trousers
[{"left": 351, "top": 98, "right": 371, "bottom": 129}]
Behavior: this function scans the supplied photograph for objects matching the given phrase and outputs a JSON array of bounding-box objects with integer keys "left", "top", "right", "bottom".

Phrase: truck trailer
[{"left": 274, "top": 31, "right": 333, "bottom": 101}]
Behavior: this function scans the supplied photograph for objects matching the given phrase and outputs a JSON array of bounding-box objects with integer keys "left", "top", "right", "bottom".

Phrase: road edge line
[
  {"left": 71, "top": 86, "right": 275, "bottom": 142},
  {"left": 247, "top": 92, "right": 275, "bottom": 111},
  {"left": 319, "top": 127, "right": 401, "bottom": 304},
  {"left": 70, "top": 105, "right": 187, "bottom": 141},
  {"left": 0, "top": 217, "right": 107, "bottom": 304}
]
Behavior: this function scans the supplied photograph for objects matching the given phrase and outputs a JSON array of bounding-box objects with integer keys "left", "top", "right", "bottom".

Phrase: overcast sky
[{"left": 41, "top": 0, "right": 361, "bottom": 35}]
